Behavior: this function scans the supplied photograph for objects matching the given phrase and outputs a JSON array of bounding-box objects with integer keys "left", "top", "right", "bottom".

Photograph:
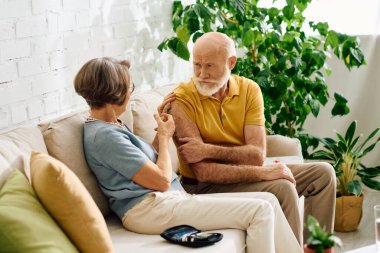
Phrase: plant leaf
[
  {"left": 334, "top": 92, "right": 348, "bottom": 103},
  {"left": 157, "top": 38, "right": 169, "bottom": 51},
  {"left": 176, "top": 24, "right": 190, "bottom": 43},
  {"left": 283, "top": 5, "right": 295, "bottom": 20},
  {"left": 348, "top": 180, "right": 362, "bottom": 196},
  {"left": 193, "top": 3, "right": 212, "bottom": 20},
  {"left": 361, "top": 177, "right": 380, "bottom": 191},
  {"left": 356, "top": 128, "right": 380, "bottom": 154},
  {"left": 309, "top": 98, "right": 320, "bottom": 117},
  {"left": 309, "top": 150, "right": 334, "bottom": 161},
  {"left": 348, "top": 135, "right": 360, "bottom": 153},
  {"left": 172, "top": 1, "right": 183, "bottom": 32},
  {"left": 359, "top": 139, "right": 380, "bottom": 158},
  {"left": 167, "top": 37, "right": 190, "bottom": 61},
  {"left": 357, "top": 165, "right": 380, "bottom": 178},
  {"left": 331, "top": 92, "right": 350, "bottom": 116},
  {"left": 344, "top": 120, "right": 356, "bottom": 146},
  {"left": 321, "top": 137, "right": 337, "bottom": 147},
  {"left": 229, "top": 0, "right": 245, "bottom": 16}
]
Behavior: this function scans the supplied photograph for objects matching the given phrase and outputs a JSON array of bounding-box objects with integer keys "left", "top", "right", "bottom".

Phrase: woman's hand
[
  {"left": 157, "top": 92, "right": 176, "bottom": 116},
  {"left": 154, "top": 113, "right": 175, "bottom": 139}
]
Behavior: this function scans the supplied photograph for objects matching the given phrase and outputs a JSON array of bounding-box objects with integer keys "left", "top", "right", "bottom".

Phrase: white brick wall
[{"left": 0, "top": 0, "right": 192, "bottom": 131}]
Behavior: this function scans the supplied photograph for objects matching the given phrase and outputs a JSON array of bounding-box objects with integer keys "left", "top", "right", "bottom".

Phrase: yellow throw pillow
[{"left": 30, "top": 151, "right": 114, "bottom": 253}]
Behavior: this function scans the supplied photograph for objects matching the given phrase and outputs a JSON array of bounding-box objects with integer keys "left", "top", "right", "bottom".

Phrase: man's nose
[{"left": 199, "top": 67, "right": 208, "bottom": 78}]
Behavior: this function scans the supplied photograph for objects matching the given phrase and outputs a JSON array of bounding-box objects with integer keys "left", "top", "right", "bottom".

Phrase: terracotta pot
[
  {"left": 304, "top": 244, "right": 333, "bottom": 253},
  {"left": 334, "top": 195, "right": 364, "bottom": 232}
]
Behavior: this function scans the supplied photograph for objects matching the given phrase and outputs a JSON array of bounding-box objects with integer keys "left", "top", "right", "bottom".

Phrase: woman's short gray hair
[{"left": 74, "top": 57, "right": 131, "bottom": 109}]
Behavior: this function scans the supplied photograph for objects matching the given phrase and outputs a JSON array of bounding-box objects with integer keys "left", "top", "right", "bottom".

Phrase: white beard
[{"left": 193, "top": 71, "right": 231, "bottom": 97}]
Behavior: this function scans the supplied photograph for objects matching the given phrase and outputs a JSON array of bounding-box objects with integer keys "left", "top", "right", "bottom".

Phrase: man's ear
[{"left": 228, "top": 56, "right": 237, "bottom": 70}]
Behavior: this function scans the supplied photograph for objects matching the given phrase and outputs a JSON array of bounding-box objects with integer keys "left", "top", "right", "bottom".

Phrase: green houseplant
[
  {"left": 304, "top": 215, "right": 342, "bottom": 253},
  {"left": 310, "top": 120, "right": 380, "bottom": 231},
  {"left": 158, "top": 0, "right": 365, "bottom": 157}
]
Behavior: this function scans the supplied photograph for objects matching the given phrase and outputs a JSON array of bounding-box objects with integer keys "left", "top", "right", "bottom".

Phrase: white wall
[
  {"left": 304, "top": 35, "right": 380, "bottom": 166},
  {"left": 0, "top": 0, "right": 192, "bottom": 132}
]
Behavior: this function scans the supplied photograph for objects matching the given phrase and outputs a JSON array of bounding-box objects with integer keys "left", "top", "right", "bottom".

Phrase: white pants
[{"left": 122, "top": 191, "right": 302, "bottom": 253}]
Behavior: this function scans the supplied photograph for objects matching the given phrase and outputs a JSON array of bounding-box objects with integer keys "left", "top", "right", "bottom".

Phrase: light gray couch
[{"left": 0, "top": 84, "right": 304, "bottom": 253}]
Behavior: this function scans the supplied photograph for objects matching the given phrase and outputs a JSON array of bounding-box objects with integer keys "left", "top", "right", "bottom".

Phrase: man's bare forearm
[
  {"left": 192, "top": 161, "right": 296, "bottom": 185},
  {"left": 203, "top": 143, "right": 264, "bottom": 165},
  {"left": 192, "top": 162, "right": 263, "bottom": 184}
]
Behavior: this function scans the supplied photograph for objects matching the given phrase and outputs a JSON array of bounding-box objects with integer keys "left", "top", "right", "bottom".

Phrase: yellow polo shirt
[{"left": 173, "top": 74, "right": 265, "bottom": 178}]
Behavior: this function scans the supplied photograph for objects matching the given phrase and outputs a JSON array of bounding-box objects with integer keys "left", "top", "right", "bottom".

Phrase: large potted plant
[
  {"left": 304, "top": 215, "right": 342, "bottom": 253},
  {"left": 310, "top": 120, "right": 380, "bottom": 231},
  {"left": 158, "top": 0, "right": 365, "bottom": 157}
]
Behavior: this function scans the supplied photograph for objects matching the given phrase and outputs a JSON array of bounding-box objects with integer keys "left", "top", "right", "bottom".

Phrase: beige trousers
[
  {"left": 122, "top": 191, "right": 302, "bottom": 253},
  {"left": 182, "top": 162, "right": 336, "bottom": 245}
]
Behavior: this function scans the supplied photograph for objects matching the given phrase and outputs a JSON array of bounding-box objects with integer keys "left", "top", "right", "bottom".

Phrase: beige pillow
[
  {"left": 131, "top": 91, "right": 179, "bottom": 173},
  {"left": 39, "top": 111, "right": 110, "bottom": 216},
  {"left": 30, "top": 151, "right": 114, "bottom": 253},
  {"left": 266, "top": 134, "right": 303, "bottom": 159}
]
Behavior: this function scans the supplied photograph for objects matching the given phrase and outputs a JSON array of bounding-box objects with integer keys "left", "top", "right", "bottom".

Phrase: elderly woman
[{"left": 74, "top": 57, "right": 302, "bottom": 253}]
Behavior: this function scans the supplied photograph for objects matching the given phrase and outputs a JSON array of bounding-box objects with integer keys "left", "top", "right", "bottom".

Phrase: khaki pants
[
  {"left": 123, "top": 191, "right": 302, "bottom": 253},
  {"left": 182, "top": 162, "right": 336, "bottom": 245}
]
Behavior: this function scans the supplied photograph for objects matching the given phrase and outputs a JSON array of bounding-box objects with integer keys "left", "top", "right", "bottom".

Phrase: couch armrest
[{"left": 266, "top": 135, "right": 303, "bottom": 160}]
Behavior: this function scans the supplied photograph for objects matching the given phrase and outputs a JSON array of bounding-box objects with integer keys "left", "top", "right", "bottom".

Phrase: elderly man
[{"left": 170, "top": 31, "right": 336, "bottom": 244}]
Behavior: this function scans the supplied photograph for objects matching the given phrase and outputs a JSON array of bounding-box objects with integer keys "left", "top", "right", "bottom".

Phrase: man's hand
[
  {"left": 178, "top": 137, "right": 207, "bottom": 164},
  {"left": 261, "top": 163, "right": 296, "bottom": 186}
]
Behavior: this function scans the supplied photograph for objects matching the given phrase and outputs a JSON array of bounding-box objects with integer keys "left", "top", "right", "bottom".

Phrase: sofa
[{"left": 0, "top": 84, "right": 304, "bottom": 253}]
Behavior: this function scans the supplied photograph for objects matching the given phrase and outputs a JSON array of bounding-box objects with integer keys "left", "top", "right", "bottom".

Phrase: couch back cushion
[
  {"left": 0, "top": 126, "right": 48, "bottom": 189},
  {"left": 122, "top": 84, "right": 179, "bottom": 173},
  {"left": 39, "top": 111, "right": 111, "bottom": 216},
  {"left": 266, "top": 134, "right": 303, "bottom": 158}
]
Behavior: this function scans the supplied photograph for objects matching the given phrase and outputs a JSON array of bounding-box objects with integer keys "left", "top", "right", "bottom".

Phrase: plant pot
[
  {"left": 334, "top": 195, "right": 364, "bottom": 232},
  {"left": 304, "top": 244, "right": 333, "bottom": 253}
]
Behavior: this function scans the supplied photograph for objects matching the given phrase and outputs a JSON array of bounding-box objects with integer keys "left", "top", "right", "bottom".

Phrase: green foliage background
[{"left": 158, "top": 0, "right": 366, "bottom": 157}]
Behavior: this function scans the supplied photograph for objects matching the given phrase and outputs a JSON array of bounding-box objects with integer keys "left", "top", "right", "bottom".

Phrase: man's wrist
[{"left": 203, "top": 143, "right": 216, "bottom": 160}]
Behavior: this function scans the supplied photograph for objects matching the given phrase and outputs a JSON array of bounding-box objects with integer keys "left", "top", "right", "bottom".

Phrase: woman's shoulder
[{"left": 84, "top": 121, "right": 131, "bottom": 146}]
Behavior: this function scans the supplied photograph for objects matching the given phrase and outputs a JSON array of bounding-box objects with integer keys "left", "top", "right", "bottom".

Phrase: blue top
[{"left": 83, "top": 120, "right": 184, "bottom": 219}]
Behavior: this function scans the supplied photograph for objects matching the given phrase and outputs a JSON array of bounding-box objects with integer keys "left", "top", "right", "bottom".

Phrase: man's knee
[
  {"left": 317, "top": 162, "right": 336, "bottom": 179},
  {"left": 314, "top": 162, "right": 337, "bottom": 187},
  {"left": 273, "top": 179, "right": 299, "bottom": 201}
]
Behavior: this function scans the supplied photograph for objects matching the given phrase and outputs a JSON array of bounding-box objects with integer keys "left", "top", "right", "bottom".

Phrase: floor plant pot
[
  {"left": 304, "top": 244, "right": 333, "bottom": 253},
  {"left": 334, "top": 195, "right": 364, "bottom": 232}
]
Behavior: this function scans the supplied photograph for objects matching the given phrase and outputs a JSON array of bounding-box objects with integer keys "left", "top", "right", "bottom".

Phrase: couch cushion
[
  {"left": 266, "top": 134, "right": 303, "bottom": 159},
  {"left": 39, "top": 111, "right": 110, "bottom": 216},
  {"left": 128, "top": 84, "right": 179, "bottom": 172},
  {"left": 0, "top": 126, "right": 47, "bottom": 189},
  {"left": 30, "top": 151, "right": 114, "bottom": 253},
  {"left": 0, "top": 169, "right": 79, "bottom": 253},
  {"left": 106, "top": 214, "right": 246, "bottom": 253}
]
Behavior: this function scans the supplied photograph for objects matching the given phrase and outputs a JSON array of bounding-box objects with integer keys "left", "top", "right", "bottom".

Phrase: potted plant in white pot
[
  {"left": 311, "top": 120, "right": 380, "bottom": 231},
  {"left": 304, "top": 215, "right": 342, "bottom": 253}
]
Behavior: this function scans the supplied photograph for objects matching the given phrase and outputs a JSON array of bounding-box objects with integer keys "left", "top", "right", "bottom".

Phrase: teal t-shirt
[{"left": 83, "top": 120, "right": 183, "bottom": 219}]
